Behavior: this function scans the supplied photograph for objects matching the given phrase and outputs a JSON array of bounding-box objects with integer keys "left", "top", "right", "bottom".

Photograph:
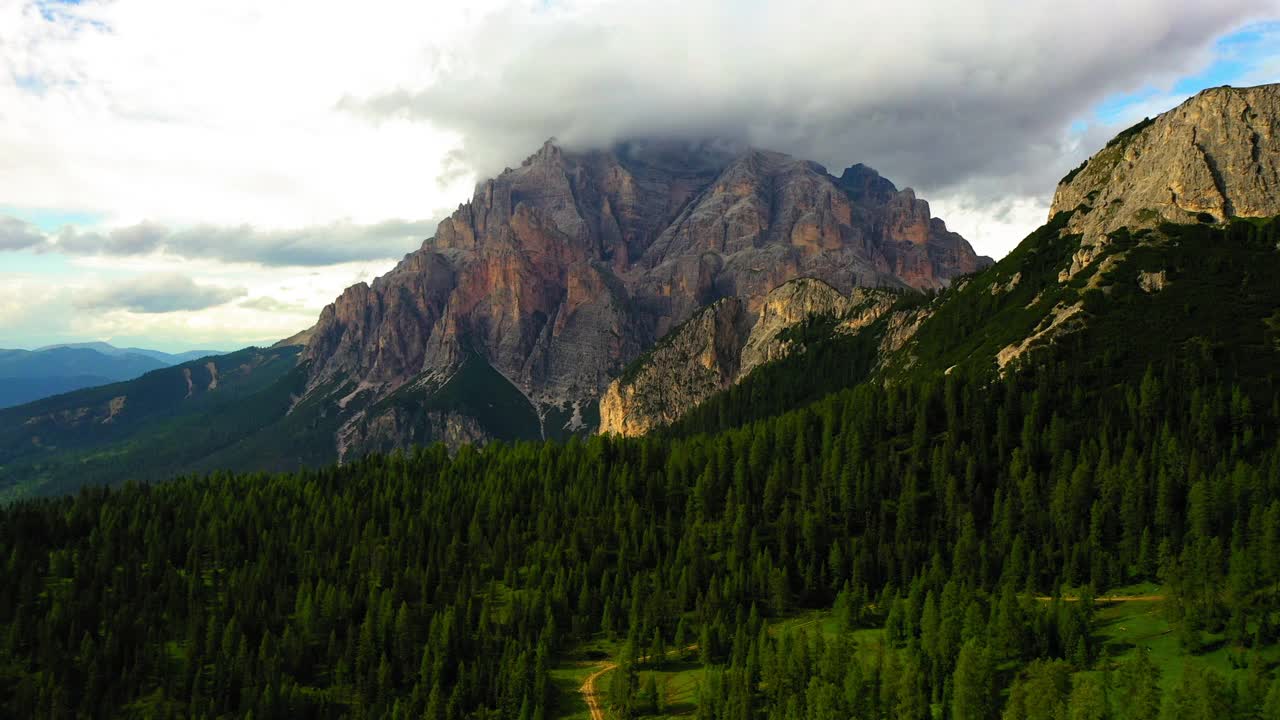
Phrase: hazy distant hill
[
  {"left": 34, "top": 341, "right": 226, "bottom": 365},
  {"left": 0, "top": 343, "right": 228, "bottom": 408}
]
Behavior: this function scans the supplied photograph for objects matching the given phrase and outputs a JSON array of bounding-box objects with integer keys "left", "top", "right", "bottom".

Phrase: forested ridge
[{"left": 3, "top": 219, "right": 1280, "bottom": 719}]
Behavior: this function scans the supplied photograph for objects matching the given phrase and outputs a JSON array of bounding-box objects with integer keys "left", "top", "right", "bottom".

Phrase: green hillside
[{"left": 0, "top": 346, "right": 304, "bottom": 502}]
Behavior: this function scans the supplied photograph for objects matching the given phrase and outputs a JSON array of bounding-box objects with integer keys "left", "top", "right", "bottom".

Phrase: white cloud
[
  {"left": 0, "top": 215, "right": 44, "bottom": 250},
  {"left": 0, "top": 0, "right": 485, "bottom": 228},
  {"left": 929, "top": 195, "right": 1054, "bottom": 260},
  {"left": 352, "top": 0, "right": 1277, "bottom": 204},
  {"left": 0, "top": 0, "right": 477, "bottom": 348},
  {"left": 74, "top": 273, "right": 247, "bottom": 313},
  {"left": 40, "top": 217, "right": 439, "bottom": 266},
  {"left": 0, "top": 255, "right": 393, "bottom": 351}
]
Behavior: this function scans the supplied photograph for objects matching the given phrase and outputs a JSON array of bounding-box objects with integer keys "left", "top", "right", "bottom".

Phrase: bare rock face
[
  {"left": 739, "top": 278, "right": 855, "bottom": 376},
  {"left": 598, "top": 297, "right": 747, "bottom": 437},
  {"left": 598, "top": 278, "right": 904, "bottom": 436},
  {"left": 302, "top": 139, "right": 989, "bottom": 449},
  {"left": 1052, "top": 84, "right": 1280, "bottom": 277}
]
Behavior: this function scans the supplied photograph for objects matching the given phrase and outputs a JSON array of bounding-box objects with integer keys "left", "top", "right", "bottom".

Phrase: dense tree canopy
[{"left": 2, "top": 341, "right": 1278, "bottom": 718}]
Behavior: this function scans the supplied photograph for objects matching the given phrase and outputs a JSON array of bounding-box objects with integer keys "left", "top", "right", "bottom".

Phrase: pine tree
[
  {"left": 951, "top": 640, "right": 993, "bottom": 720},
  {"left": 1114, "top": 649, "right": 1159, "bottom": 720},
  {"left": 1066, "top": 674, "right": 1107, "bottom": 720}
]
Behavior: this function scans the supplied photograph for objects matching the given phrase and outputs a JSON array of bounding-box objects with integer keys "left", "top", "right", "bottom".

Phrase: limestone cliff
[
  {"left": 1052, "top": 83, "right": 1280, "bottom": 276},
  {"left": 598, "top": 297, "right": 747, "bottom": 437},
  {"left": 598, "top": 278, "right": 904, "bottom": 436},
  {"left": 300, "top": 140, "right": 989, "bottom": 452}
]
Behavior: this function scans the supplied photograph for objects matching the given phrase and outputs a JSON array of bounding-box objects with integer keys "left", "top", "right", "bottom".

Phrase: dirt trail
[
  {"left": 579, "top": 645, "right": 698, "bottom": 720},
  {"left": 578, "top": 617, "right": 827, "bottom": 718},
  {"left": 1034, "top": 594, "right": 1165, "bottom": 603},
  {"left": 579, "top": 662, "right": 614, "bottom": 720}
]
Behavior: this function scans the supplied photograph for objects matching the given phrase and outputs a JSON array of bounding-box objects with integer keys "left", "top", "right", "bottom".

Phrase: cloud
[
  {"left": 351, "top": 0, "right": 1276, "bottom": 203},
  {"left": 0, "top": 1, "right": 481, "bottom": 229},
  {"left": 9, "top": 216, "right": 438, "bottom": 266},
  {"left": 0, "top": 259, "right": 394, "bottom": 351},
  {"left": 74, "top": 274, "right": 247, "bottom": 314},
  {"left": 238, "top": 295, "right": 310, "bottom": 314},
  {"left": 0, "top": 216, "right": 45, "bottom": 250}
]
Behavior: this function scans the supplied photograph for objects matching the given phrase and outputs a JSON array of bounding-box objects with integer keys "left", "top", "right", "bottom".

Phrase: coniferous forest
[{"left": 3, "top": 322, "right": 1280, "bottom": 718}]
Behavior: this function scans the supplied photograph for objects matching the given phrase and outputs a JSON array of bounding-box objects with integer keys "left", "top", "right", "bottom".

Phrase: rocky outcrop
[
  {"left": 1052, "top": 84, "right": 1280, "bottom": 277},
  {"left": 339, "top": 405, "right": 489, "bottom": 459},
  {"left": 272, "top": 325, "right": 316, "bottom": 348},
  {"left": 598, "top": 297, "right": 747, "bottom": 437},
  {"left": 301, "top": 140, "right": 990, "bottom": 449},
  {"left": 598, "top": 278, "right": 904, "bottom": 436},
  {"left": 740, "top": 279, "right": 853, "bottom": 376}
]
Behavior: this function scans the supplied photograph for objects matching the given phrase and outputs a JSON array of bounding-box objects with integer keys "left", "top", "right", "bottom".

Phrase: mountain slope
[
  {"left": 895, "top": 83, "right": 1280, "bottom": 381},
  {"left": 0, "top": 347, "right": 169, "bottom": 409},
  {"left": 0, "top": 344, "right": 229, "bottom": 409},
  {"left": 0, "top": 376, "right": 116, "bottom": 409},
  {"left": 0, "top": 346, "right": 167, "bottom": 380},
  {"left": 0, "top": 345, "right": 302, "bottom": 502},
  {"left": 613, "top": 83, "right": 1280, "bottom": 436},
  {"left": 300, "top": 140, "right": 988, "bottom": 456},
  {"left": 597, "top": 278, "right": 914, "bottom": 436},
  {"left": 1053, "top": 84, "right": 1280, "bottom": 278},
  {"left": 34, "top": 342, "right": 227, "bottom": 365}
]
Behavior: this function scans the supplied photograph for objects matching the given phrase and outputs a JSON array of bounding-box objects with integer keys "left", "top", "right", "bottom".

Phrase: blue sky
[
  {"left": 1091, "top": 21, "right": 1280, "bottom": 125},
  {"left": 0, "top": 206, "right": 101, "bottom": 232}
]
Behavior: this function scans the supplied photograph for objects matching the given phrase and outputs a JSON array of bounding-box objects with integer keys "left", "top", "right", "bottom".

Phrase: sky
[{"left": 1, "top": 0, "right": 1278, "bottom": 351}]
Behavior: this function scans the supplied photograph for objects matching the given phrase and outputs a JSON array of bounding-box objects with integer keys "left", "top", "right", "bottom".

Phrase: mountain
[
  {"left": 33, "top": 341, "right": 228, "bottom": 365},
  {"left": 0, "top": 345, "right": 302, "bottom": 502},
  {"left": 301, "top": 140, "right": 988, "bottom": 458},
  {"left": 0, "top": 343, "right": 228, "bottom": 409},
  {"left": 0, "top": 141, "right": 984, "bottom": 497},
  {"left": 598, "top": 278, "right": 917, "bottom": 435},
  {"left": 4, "top": 85, "right": 1277, "bottom": 499},
  {"left": 605, "top": 83, "right": 1280, "bottom": 435},
  {"left": 0, "top": 346, "right": 168, "bottom": 409},
  {"left": 1052, "top": 84, "right": 1280, "bottom": 278},
  {"left": 893, "top": 84, "right": 1280, "bottom": 377}
]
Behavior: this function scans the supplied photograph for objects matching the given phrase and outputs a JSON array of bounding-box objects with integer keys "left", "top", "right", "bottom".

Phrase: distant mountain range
[
  {"left": 0, "top": 343, "right": 227, "bottom": 409},
  {"left": 34, "top": 342, "right": 227, "bottom": 366}
]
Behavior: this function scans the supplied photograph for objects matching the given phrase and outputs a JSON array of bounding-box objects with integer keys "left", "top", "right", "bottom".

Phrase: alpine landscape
[{"left": 2, "top": 2, "right": 1280, "bottom": 719}]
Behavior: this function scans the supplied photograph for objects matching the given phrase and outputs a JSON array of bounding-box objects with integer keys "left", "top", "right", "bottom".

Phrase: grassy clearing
[
  {"left": 556, "top": 588, "right": 1278, "bottom": 719},
  {"left": 549, "top": 661, "right": 596, "bottom": 720},
  {"left": 553, "top": 609, "right": 891, "bottom": 720},
  {"left": 1089, "top": 584, "right": 1278, "bottom": 693}
]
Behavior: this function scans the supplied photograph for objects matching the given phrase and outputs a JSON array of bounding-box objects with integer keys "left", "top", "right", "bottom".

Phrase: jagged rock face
[
  {"left": 304, "top": 140, "right": 989, "bottom": 443},
  {"left": 598, "top": 278, "right": 904, "bottom": 436},
  {"left": 1052, "top": 84, "right": 1280, "bottom": 276},
  {"left": 342, "top": 406, "right": 489, "bottom": 457},
  {"left": 598, "top": 297, "right": 747, "bottom": 437},
  {"left": 739, "top": 279, "right": 854, "bottom": 376}
]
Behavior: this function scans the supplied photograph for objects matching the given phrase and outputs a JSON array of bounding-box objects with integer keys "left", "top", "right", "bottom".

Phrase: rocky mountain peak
[
  {"left": 299, "top": 139, "right": 990, "bottom": 452},
  {"left": 1051, "top": 83, "right": 1280, "bottom": 275},
  {"left": 839, "top": 163, "right": 898, "bottom": 204}
]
